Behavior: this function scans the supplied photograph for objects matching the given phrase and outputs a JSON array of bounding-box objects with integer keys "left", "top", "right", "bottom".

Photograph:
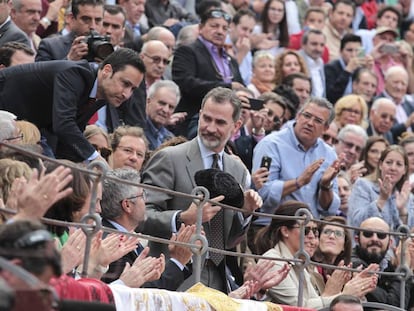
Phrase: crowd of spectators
[{"left": 2, "top": 0, "right": 414, "bottom": 309}]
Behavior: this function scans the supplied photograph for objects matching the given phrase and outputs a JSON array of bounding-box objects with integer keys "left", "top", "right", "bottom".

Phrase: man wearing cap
[
  {"left": 172, "top": 8, "right": 244, "bottom": 138},
  {"left": 141, "top": 87, "right": 262, "bottom": 293}
]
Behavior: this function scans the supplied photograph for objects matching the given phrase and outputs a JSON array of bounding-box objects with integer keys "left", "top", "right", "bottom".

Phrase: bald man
[{"left": 351, "top": 217, "right": 411, "bottom": 308}]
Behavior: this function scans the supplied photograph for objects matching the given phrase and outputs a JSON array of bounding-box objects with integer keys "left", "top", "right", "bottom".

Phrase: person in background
[
  {"left": 83, "top": 125, "right": 112, "bottom": 163},
  {"left": 329, "top": 295, "right": 363, "bottom": 311},
  {"left": 336, "top": 171, "right": 351, "bottom": 217},
  {"left": 351, "top": 68, "right": 377, "bottom": 108},
  {"left": 334, "top": 95, "right": 368, "bottom": 130},
  {"left": 247, "top": 51, "right": 275, "bottom": 98},
  {"left": 273, "top": 49, "right": 309, "bottom": 87},
  {"left": 0, "top": 41, "right": 34, "bottom": 68},
  {"left": 359, "top": 136, "right": 389, "bottom": 177}
]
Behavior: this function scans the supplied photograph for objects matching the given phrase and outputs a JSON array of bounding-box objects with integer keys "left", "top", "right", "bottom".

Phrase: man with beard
[
  {"left": 141, "top": 87, "right": 262, "bottom": 293},
  {"left": 352, "top": 217, "right": 411, "bottom": 308}
]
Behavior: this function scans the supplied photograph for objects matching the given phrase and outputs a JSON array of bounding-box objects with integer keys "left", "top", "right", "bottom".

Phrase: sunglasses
[
  {"left": 339, "top": 139, "right": 363, "bottom": 153},
  {"left": 361, "top": 231, "right": 388, "bottom": 240},
  {"left": 92, "top": 144, "right": 112, "bottom": 159},
  {"left": 322, "top": 228, "right": 345, "bottom": 239},
  {"left": 143, "top": 53, "right": 170, "bottom": 65},
  {"left": 206, "top": 9, "right": 232, "bottom": 23},
  {"left": 292, "top": 226, "right": 319, "bottom": 237},
  {"left": 322, "top": 134, "right": 339, "bottom": 145}
]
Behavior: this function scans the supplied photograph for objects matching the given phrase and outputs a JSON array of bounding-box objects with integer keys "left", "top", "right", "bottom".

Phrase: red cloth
[
  {"left": 281, "top": 305, "right": 317, "bottom": 311},
  {"left": 361, "top": 0, "right": 378, "bottom": 30},
  {"left": 50, "top": 274, "right": 115, "bottom": 304},
  {"left": 288, "top": 31, "right": 330, "bottom": 64}
]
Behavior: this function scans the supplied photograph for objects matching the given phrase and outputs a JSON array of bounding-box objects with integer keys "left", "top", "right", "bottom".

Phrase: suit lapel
[{"left": 185, "top": 138, "right": 204, "bottom": 189}]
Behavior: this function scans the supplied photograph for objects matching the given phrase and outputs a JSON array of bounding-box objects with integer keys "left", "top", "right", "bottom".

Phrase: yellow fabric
[{"left": 187, "top": 283, "right": 241, "bottom": 311}]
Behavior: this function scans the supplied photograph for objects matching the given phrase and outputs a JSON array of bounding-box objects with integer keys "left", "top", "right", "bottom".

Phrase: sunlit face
[
  {"left": 71, "top": 4, "right": 104, "bottom": 35},
  {"left": 329, "top": 3, "right": 354, "bottom": 33},
  {"left": 385, "top": 70, "right": 409, "bottom": 103},
  {"left": 370, "top": 101, "right": 396, "bottom": 134},
  {"left": 319, "top": 224, "right": 345, "bottom": 259},
  {"left": 294, "top": 103, "right": 330, "bottom": 149},
  {"left": 338, "top": 176, "right": 351, "bottom": 213},
  {"left": 146, "top": 87, "right": 178, "bottom": 128},
  {"left": 98, "top": 64, "right": 143, "bottom": 107},
  {"left": 198, "top": 99, "right": 241, "bottom": 152},
  {"left": 11, "top": 0, "right": 42, "bottom": 35},
  {"left": 335, "top": 132, "right": 365, "bottom": 168},
  {"left": 199, "top": 17, "right": 229, "bottom": 47},
  {"left": 403, "top": 142, "right": 414, "bottom": 174},
  {"left": 338, "top": 103, "right": 363, "bottom": 127},
  {"left": 253, "top": 57, "right": 275, "bottom": 83},
  {"left": 112, "top": 135, "right": 146, "bottom": 170},
  {"left": 304, "top": 11, "right": 325, "bottom": 30},
  {"left": 267, "top": 0, "right": 284, "bottom": 25},
  {"left": 352, "top": 71, "right": 377, "bottom": 103},
  {"left": 367, "top": 141, "right": 387, "bottom": 171},
  {"left": 379, "top": 150, "right": 406, "bottom": 187},
  {"left": 302, "top": 33, "right": 325, "bottom": 60},
  {"left": 101, "top": 11, "right": 125, "bottom": 46},
  {"left": 282, "top": 54, "right": 301, "bottom": 76}
]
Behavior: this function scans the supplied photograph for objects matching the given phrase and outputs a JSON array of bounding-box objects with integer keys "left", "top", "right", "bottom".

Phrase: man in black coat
[
  {"left": 172, "top": 8, "right": 244, "bottom": 137},
  {"left": 0, "top": 0, "right": 31, "bottom": 48},
  {"left": 0, "top": 48, "right": 145, "bottom": 162}
]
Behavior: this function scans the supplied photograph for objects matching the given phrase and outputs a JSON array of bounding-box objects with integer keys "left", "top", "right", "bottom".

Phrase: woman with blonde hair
[
  {"left": 15, "top": 120, "right": 41, "bottom": 145},
  {"left": 334, "top": 94, "right": 368, "bottom": 129},
  {"left": 83, "top": 125, "right": 112, "bottom": 162},
  {"left": 273, "top": 49, "right": 309, "bottom": 86},
  {"left": 248, "top": 51, "right": 276, "bottom": 98}
]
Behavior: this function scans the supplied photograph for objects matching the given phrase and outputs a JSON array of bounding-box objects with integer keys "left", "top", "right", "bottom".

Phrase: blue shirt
[
  {"left": 252, "top": 122, "right": 340, "bottom": 225},
  {"left": 348, "top": 178, "right": 414, "bottom": 231},
  {"left": 144, "top": 117, "right": 174, "bottom": 150}
]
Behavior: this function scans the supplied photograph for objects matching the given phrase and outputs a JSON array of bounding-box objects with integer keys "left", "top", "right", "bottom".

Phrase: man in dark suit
[
  {"left": 141, "top": 87, "right": 262, "bottom": 292},
  {"left": 36, "top": 0, "right": 105, "bottom": 61},
  {"left": 100, "top": 168, "right": 193, "bottom": 290},
  {"left": 366, "top": 97, "right": 395, "bottom": 144},
  {"left": 172, "top": 9, "right": 244, "bottom": 138},
  {"left": 0, "top": 0, "right": 31, "bottom": 48},
  {"left": 0, "top": 48, "right": 145, "bottom": 162},
  {"left": 324, "top": 33, "right": 370, "bottom": 104}
]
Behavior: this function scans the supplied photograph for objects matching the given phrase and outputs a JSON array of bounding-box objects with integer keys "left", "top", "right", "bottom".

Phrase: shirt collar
[{"left": 197, "top": 136, "right": 225, "bottom": 161}]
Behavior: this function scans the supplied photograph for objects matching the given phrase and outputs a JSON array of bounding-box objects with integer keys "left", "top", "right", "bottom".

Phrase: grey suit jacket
[
  {"left": 36, "top": 32, "right": 75, "bottom": 61},
  {"left": 0, "top": 19, "right": 30, "bottom": 48},
  {"left": 141, "top": 138, "right": 248, "bottom": 257}
]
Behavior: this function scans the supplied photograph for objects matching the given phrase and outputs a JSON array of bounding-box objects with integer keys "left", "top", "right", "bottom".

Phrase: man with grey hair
[
  {"left": 144, "top": 80, "right": 184, "bottom": 150},
  {"left": 145, "top": 26, "right": 176, "bottom": 54},
  {"left": 0, "top": 110, "right": 22, "bottom": 144},
  {"left": 101, "top": 168, "right": 194, "bottom": 289},
  {"left": 335, "top": 124, "right": 368, "bottom": 183},
  {"left": 252, "top": 97, "right": 341, "bottom": 225},
  {"left": 142, "top": 87, "right": 262, "bottom": 292},
  {"left": 367, "top": 97, "right": 396, "bottom": 144},
  {"left": 176, "top": 24, "right": 198, "bottom": 48}
]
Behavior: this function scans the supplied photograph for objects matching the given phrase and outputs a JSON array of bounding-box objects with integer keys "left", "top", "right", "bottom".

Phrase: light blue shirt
[{"left": 252, "top": 122, "right": 340, "bottom": 225}]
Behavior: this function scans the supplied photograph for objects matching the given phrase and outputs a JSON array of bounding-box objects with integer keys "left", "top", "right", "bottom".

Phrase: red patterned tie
[{"left": 88, "top": 98, "right": 98, "bottom": 124}]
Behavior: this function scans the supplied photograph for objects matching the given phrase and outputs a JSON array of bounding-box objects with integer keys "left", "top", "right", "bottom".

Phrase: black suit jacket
[
  {"left": 324, "top": 59, "right": 352, "bottom": 104},
  {"left": 366, "top": 123, "right": 394, "bottom": 144},
  {"left": 36, "top": 32, "right": 75, "bottom": 61},
  {"left": 172, "top": 39, "right": 243, "bottom": 121},
  {"left": 0, "top": 19, "right": 31, "bottom": 48},
  {"left": 100, "top": 218, "right": 190, "bottom": 290},
  {"left": 0, "top": 60, "right": 103, "bottom": 161}
]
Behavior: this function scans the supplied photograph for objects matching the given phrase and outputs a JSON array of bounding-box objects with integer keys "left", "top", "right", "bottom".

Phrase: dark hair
[
  {"left": 304, "top": 6, "right": 325, "bottom": 21},
  {"left": 261, "top": 0, "right": 289, "bottom": 47},
  {"left": 0, "top": 144, "right": 44, "bottom": 172},
  {"left": 0, "top": 41, "right": 34, "bottom": 67},
  {"left": 332, "top": 0, "right": 355, "bottom": 13},
  {"left": 273, "top": 84, "right": 300, "bottom": 112},
  {"left": 100, "top": 47, "right": 145, "bottom": 74},
  {"left": 201, "top": 87, "right": 242, "bottom": 122},
  {"left": 282, "top": 72, "right": 312, "bottom": 89},
  {"left": 359, "top": 136, "right": 389, "bottom": 176},
  {"left": 200, "top": 9, "right": 231, "bottom": 25},
  {"left": 43, "top": 160, "right": 92, "bottom": 237},
  {"left": 340, "top": 33, "right": 362, "bottom": 51},
  {"left": 302, "top": 28, "right": 324, "bottom": 46},
  {"left": 0, "top": 220, "right": 62, "bottom": 277},
  {"left": 72, "top": 0, "right": 104, "bottom": 18},
  {"left": 254, "top": 200, "right": 309, "bottom": 255},
  {"left": 195, "top": 0, "right": 221, "bottom": 16},
  {"left": 232, "top": 8, "right": 256, "bottom": 25},
  {"left": 330, "top": 295, "right": 361, "bottom": 310},
  {"left": 377, "top": 5, "right": 401, "bottom": 28},
  {"left": 313, "top": 216, "right": 352, "bottom": 268},
  {"left": 103, "top": 4, "right": 126, "bottom": 26},
  {"left": 352, "top": 68, "right": 377, "bottom": 84}
]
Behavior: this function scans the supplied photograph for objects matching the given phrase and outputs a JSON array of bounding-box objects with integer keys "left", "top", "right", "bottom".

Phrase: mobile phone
[
  {"left": 249, "top": 98, "right": 265, "bottom": 111},
  {"left": 379, "top": 44, "right": 399, "bottom": 55},
  {"left": 357, "top": 48, "right": 365, "bottom": 58},
  {"left": 261, "top": 156, "right": 272, "bottom": 170}
]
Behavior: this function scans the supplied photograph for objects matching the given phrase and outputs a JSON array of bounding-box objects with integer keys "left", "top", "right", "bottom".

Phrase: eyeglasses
[
  {"left": 300, "top": 111, "right": 326, "bottom": 125},
  {"left": 116, "top": 145, "right": 145, "bottom": 159},
  {"left": 321, "top": 228, "right": 345, "bottom": 239},
  {"left": 143, "top": 53, "right": 170, "bottom": 65},
  {"left": 339, "top": 139, "right": 363, "bottom": 153},
  {"left": 92, "top": 144, "right": 112, "bottom": 159},
  {"left": 4, "top": 134, "right": 24, "bottom": 142},
  {"left": 205, "top": 9, "right": 231, "bottom": 23},
  {"left": 379, "top": 113, "right": 396, "bottom": 122},
  {"left": 342, "top": 108, "right": 362, "bottom": 115},
  {"left": 322, "top": 134, "right": 339, "bottom": 145},
  {"left": 292, "top": 225, "right": 319, "bottom": 237},
  {"left": 14, "top": 229, "right": 54, "bottom": 248},
  {"left": 121, "top": 190, "right": 147, "bottom": 204},
  {"left": 361, "top": 231, "right": 388, "bottom": 240}
]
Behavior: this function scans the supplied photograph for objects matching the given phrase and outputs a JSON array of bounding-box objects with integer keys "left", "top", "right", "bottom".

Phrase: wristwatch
[
  {"left": 41, "top": 17, "right": 51, "bottom": 28},
  {"left": 319, "top": 181, "right": 333, "bottom": 191}
]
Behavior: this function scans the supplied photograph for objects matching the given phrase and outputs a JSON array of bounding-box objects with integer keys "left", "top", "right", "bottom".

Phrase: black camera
[{"left": 84, "top": 31, "right": 114, "bottom": 62}]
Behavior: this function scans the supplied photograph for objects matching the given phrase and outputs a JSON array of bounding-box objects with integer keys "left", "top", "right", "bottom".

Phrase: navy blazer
[
  {"left": 366, "top": 123, "right": 394, "bottom": 144},
  {"left": 0, "top": 60, "right": 102, "bottom": 161},
  {"left": 0, "top": 19, "right": 31, "bottom": 47},
  {"left": 36, "top": 32, "right": 76, "bottom": 61},
  {"left": 324, "top": 59, "right": 353, "bottom": 104}
]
